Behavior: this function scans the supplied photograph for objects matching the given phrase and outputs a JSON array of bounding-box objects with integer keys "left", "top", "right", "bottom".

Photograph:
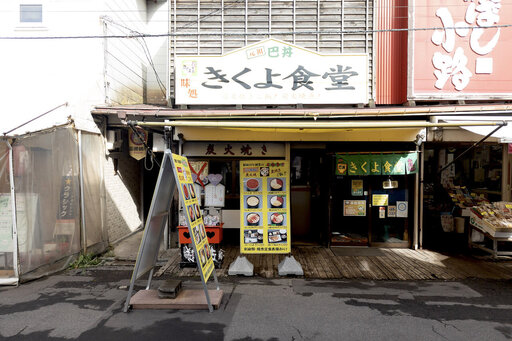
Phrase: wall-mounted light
[{"left": 383, "top": 176, "right": 398, "bottom": 189}]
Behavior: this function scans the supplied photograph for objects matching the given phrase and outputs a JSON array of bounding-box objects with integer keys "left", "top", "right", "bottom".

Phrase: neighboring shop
[{"left": 330, "top": 151, "right": 419, "bottom": 248}]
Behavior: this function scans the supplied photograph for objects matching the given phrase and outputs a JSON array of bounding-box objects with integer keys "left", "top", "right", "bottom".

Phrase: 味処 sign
[{"left": 176, "top": 39, "right": 368, "bottom": 105}]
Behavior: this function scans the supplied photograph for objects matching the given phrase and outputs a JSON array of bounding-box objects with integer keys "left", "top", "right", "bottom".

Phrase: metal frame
[
  {"left": 6, "top": 141, "right": 19, "bottom": 285},
  {"left": 469, "top": 224, "right": 512, "bottom": 258},
  {"left": 124, "top": 150, "right": 220, "bottom": 313},
  {"left": 124, "top": 151, "right": 175, "bottom": 312}
]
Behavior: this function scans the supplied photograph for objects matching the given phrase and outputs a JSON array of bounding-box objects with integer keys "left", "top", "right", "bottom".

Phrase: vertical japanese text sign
[
  {"left": 410, "top": 0, "right": 512, "bottom": 99},
  {"left": 171, "top": 154, "right": 215, "bottom": 282},
  {"left": 240, "top": 160, "right": 291, "bottom": 254}
]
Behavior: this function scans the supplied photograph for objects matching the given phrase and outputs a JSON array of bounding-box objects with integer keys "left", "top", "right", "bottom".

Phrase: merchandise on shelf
[
  {"left": 446, "top": 185, "right": 489, "bottom": 208},
  {"left": 470, "top": 202, "right": 512, "bottom": 231}
]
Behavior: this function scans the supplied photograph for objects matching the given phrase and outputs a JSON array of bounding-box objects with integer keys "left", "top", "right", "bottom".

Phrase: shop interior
[{"left": 422, "top": 143, "right": 505, "bottom": 251}]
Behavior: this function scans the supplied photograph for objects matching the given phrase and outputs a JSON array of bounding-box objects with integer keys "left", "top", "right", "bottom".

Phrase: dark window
[{"left": 20, "top": 4, "right": 42, "bottom": 23}]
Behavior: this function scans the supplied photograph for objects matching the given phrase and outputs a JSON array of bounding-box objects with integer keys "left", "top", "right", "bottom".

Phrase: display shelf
[{"left": 469, "top": 212, "right": 512, "bottom": 258}]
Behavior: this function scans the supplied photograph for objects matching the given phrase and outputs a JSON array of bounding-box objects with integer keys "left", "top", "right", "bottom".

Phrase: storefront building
[{"left": 93, "top": 0, "right": 512, "bottom": 254}]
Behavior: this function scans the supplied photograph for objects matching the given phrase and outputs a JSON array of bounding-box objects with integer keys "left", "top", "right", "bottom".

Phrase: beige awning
[{"left": 130, "top": 119, "right": 504, "bottom": 142}]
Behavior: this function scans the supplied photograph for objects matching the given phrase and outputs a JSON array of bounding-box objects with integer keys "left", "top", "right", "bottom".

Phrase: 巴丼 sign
[{"left": 176, "top": 39, "right": 368, "bottom": 105}]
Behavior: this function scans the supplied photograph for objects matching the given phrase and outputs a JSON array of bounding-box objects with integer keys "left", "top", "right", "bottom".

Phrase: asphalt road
[{"left": 1, "top": 267, "right": 512, "bottom": 340}]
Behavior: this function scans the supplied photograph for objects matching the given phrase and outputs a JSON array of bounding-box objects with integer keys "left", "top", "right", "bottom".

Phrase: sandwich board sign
[{"left": 124, "top": 150, "right": 219, "bottom": 313}]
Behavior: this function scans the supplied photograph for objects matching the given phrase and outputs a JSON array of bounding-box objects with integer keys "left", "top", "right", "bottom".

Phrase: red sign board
[{"left": 409, "top": 0, "right": 512, "bottom": 99}]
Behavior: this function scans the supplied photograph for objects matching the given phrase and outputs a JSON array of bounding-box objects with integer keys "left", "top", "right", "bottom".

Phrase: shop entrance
[
  {"left": 331, "top": 175, "right": 414, "bottom": 248},
  {"left": 290, "top": 147, "right": 329, "bottom": 244}
]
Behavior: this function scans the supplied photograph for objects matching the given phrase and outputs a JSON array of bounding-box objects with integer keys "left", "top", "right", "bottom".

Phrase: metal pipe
[
  {"left": 502, "top": 145, "right": 511, "bottom": 201},
  {"left": 419, "top": 143, "right": 424, "bottom": 249},
  {"left": 7, "top": 141, "right": 19, "bottom": 284},
  {"left": 438, "top": 123, "right": 507, "bottom": 174},
  {"left": 78, "top": 130, "right": 87, "bottom": 255},
  {"left": 128, "top": 120, "right": 506, "bottom": 129},
  {"left": 4, "top": 103, "right": 68, "bottom": 135},
  {"left": 92, "top": 105, "right": 512, "bottom": 119},
  {"left": 414, "top": 144, "right": 419, "bottom": 250}
]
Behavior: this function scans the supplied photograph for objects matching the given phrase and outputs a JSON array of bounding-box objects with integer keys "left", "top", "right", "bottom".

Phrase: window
[{"left": 20, "top": 4, "right": 42, "bottom": 23}]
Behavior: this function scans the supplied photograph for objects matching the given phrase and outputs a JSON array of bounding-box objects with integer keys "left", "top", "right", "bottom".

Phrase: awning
[
  {"left": 129, "top": 119, "right": 504, "bottom": 143},
  {"left": 437, "top": 116, "right": 512, "bottom": 142}
]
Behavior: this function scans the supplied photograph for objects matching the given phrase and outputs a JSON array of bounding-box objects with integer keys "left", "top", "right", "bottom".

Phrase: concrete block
[
  {"left": 228, "top": 256, "right": 254, "bottom": 276},
  {"left": 278, "top": 255, "right": 304, "bottom": 276}
]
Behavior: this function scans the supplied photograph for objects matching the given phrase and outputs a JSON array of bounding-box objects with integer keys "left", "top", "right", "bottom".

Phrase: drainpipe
[
  {"left": 419, "top": 143, "right": 425, "bottom": 249},
  {"left": 7, "top": 141, "right": 19, "bottom": 283},
  {"left": 78, "top": 131, "right": 87, "bottom": 254},
  {"left": 414, "top": 143, "right": 420, "bottom": 250}
]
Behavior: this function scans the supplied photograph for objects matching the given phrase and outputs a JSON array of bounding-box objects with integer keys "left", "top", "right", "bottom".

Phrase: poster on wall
[
  {"left": 351, "top": 180, "right": 364, "bottom": 196},
  {"left": 372, "top": 194, "right": 389, "bottom": 206},
  {"left": 396, "top": 201, "right": 408, "bottom": 218},
  {"left": 343, "top": 200, "right": 366, "bottom": 217},
  {"left": 240, "top": 160, "right": 291, "bottom": 254},
  {"left": 171, "top": 154, "right": 215, "bottom": 282}
]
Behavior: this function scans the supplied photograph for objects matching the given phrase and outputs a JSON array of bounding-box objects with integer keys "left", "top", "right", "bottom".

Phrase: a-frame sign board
[{"left": 124, "top": 150, "right": 220, "bottom": 313}]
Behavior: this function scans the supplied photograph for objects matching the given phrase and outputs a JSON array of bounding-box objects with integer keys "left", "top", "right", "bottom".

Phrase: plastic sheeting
[
  {"left": 0, "top": 126, "right": 108, "bottom": 283},
  {"left": 81, "top": 132, "right": 108, "bottom": 251},
  {"left": 0, "top": 141, "right": 16, "bottom": 284}
]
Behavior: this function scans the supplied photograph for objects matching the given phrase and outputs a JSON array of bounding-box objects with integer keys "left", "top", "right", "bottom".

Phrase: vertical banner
[
  {"left": 171, "top": 154, "right": 214, "bottom": 282},
  {"left": 240, "top": 160, "right": 291, "bottom": 254}
]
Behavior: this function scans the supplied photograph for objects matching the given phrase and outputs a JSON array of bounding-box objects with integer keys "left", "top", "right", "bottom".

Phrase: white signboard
[{"left": 175, "top": 39, "right": 369, "bottom": 105}]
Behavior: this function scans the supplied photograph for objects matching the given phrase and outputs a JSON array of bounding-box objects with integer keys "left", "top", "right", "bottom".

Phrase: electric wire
[
  {"left": 102, "top": 17, "right": 167, "bottom": 97},
  {"left": 1, "top": 24, "right": 510, "bottom": 40}
]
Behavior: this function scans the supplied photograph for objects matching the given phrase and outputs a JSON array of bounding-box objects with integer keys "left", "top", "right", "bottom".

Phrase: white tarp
[
  {"left": 438, "top": 116, "right": 512, "bottom": 142},
  {"left": 3, "top": 103, "right": 100, "bottom": 137}
]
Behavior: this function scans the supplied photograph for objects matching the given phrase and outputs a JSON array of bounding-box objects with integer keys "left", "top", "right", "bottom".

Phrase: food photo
[
  {"left": 188, "top": 205, "right": 195, "bottom": 222},
  {"left": 269, "top": 212, "right": 285, "bottom": 226},
  {"left": 268, "top": 229, "right": 287, "bottom": 243},
  {"left": 244, "top": 229, "right": 264, "bottom": 244},
  {"left": 189, "top": 183, "right": 196, "bottom": 199},
  {"left": 245, "top": 178, "right": 260, "bottom": 192},
  {"left": 246, "top": 212, "right": 261, "bottom": 226},
  {"left": 245, "top": 195, "right": 261, "bottom": 209},
  {"left": 183, "top": 184, "right": 190, "bottom": 200},
  {"left": 269, "top": 195, "right": 284, "bottom": 208},
  {"left": 269, "top": 178, "right": 284, "bottom": 191}
]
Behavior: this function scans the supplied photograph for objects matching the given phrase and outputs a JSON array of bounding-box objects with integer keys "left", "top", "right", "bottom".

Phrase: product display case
[{"left": 468, "top": 202, "right": 512, "bottom": 258}]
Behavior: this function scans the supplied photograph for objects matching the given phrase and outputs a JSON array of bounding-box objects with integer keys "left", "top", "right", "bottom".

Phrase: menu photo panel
[
  {"left": 171, "top": 153, "right": 215, "bottom": 282},
  {"left": 240, "top": 160, "right": 291, "bottom": 254}
]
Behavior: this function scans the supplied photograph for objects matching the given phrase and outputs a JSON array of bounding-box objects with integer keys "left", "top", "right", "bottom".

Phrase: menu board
[
  {"left": 240, "top": 160, "right": 291, "bottom": 254},
  {"left": 171, "top": 154, "right": 214, "bottom": 282}
]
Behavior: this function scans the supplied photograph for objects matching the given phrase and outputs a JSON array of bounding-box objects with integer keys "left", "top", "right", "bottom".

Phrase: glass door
[
  {"left": 368, "top": 176, "right": 412, "bottom": 247},
  {"left": 331, "top": 176, "right": 370, "bottom": 246}
]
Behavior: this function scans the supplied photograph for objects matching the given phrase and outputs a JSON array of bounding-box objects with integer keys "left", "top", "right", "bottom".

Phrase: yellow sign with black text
[
  {"left": 240, "top": 160, "right": 291, "bottom": 254},
  {"left": 171, "top": 154, "right": 214, "bottom": 282}
]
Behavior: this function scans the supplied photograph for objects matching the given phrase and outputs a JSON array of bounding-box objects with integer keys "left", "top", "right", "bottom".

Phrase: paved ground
[{"left": 1, "top": 265, "right": 512, "bottom": 340}]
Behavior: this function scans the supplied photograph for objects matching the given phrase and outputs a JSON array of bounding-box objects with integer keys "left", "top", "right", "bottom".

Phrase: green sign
[{"left": 335, "top": 152, "right": 418, "bottom": 176}]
